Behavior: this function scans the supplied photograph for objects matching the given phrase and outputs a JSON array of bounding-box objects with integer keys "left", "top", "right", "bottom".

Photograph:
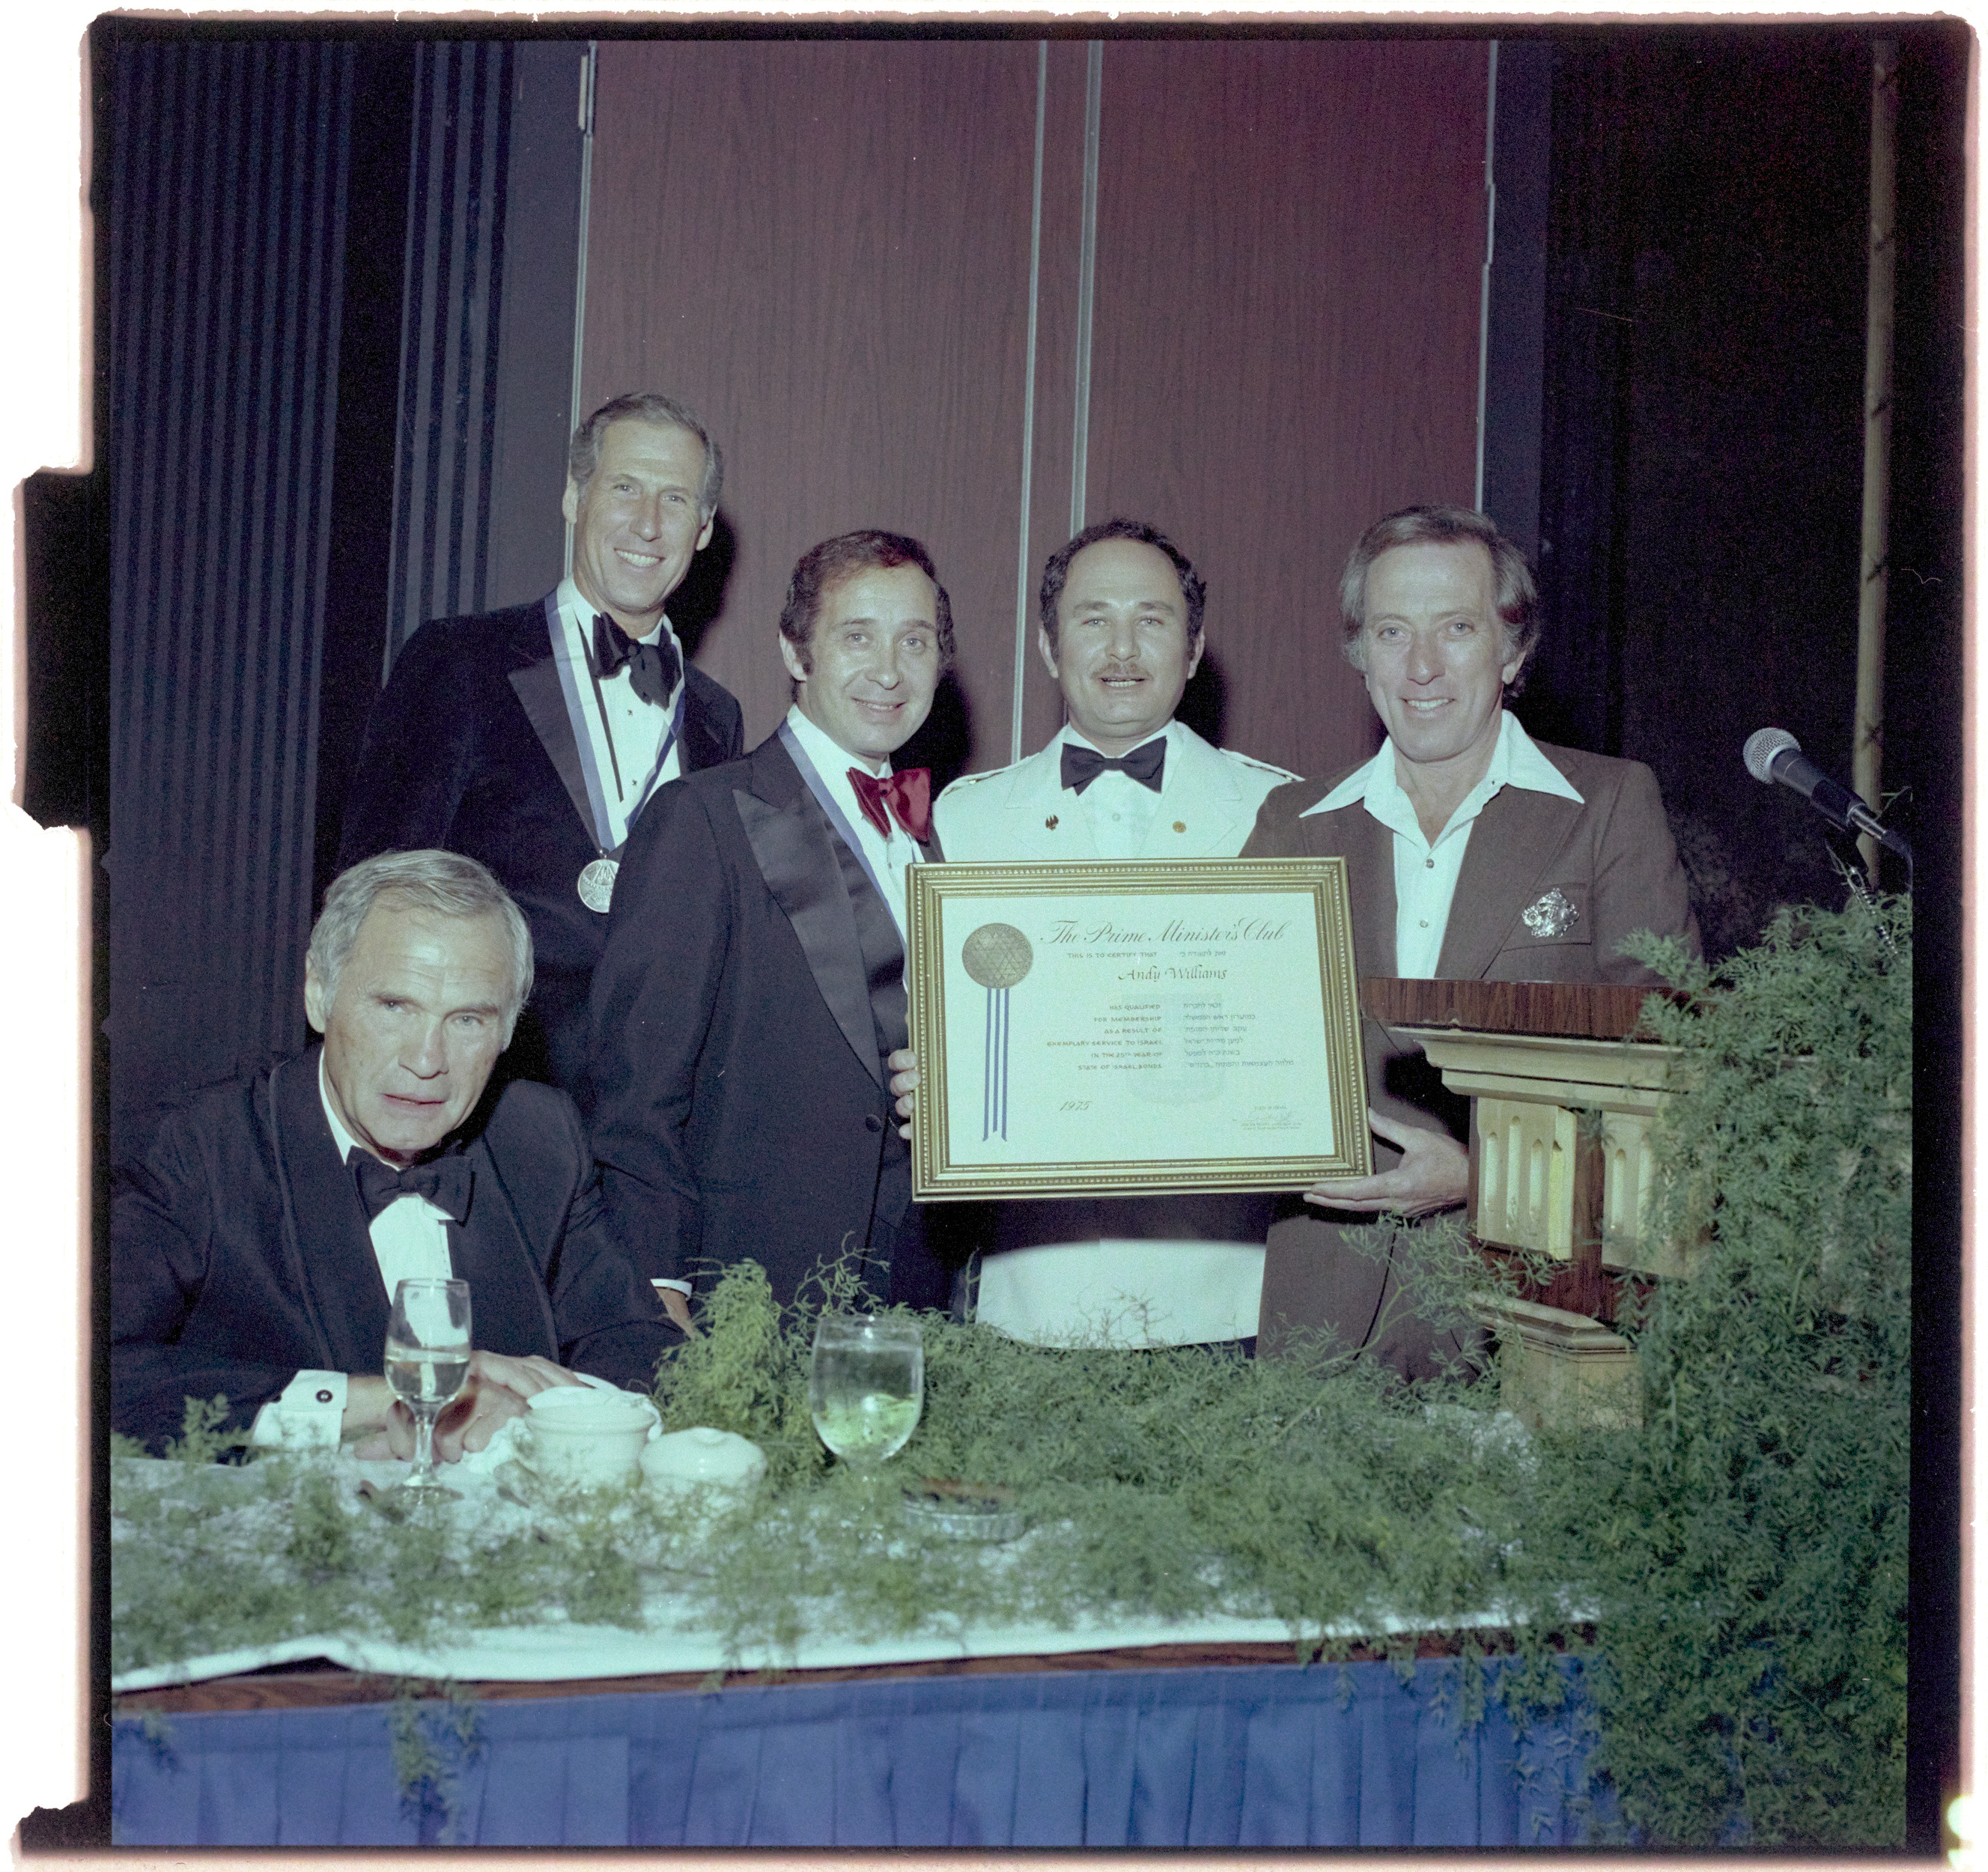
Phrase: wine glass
[
  {"left": 809, "top": 1313, "right": 924, "bottom": 1476},
  {"left": 384, "top": 1277, "right": 473, "bottom": 1497}
]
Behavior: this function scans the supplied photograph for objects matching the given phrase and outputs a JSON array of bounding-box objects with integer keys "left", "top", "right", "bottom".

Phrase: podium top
[{"left": 1360, "top": 977, "right": 1671, "bottom": 1040}]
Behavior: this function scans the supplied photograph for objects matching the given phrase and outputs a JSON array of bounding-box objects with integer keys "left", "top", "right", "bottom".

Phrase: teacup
[{"left": 512, "top": 1385, "right": 661, "bottom": 1489}]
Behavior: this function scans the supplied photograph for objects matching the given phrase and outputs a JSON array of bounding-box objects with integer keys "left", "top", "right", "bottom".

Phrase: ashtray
[{"left": 901, "top": 1477, "right": 1024, "bottom": 1543}]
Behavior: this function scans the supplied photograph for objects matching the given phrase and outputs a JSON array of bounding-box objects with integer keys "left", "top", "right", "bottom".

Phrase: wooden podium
[{"left": 1361, "top": 979, "right": 1688, "bottom": 1429}]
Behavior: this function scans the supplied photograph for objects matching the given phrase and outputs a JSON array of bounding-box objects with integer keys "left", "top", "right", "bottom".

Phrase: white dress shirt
[
  {"left": 248, "top": 1057, "right": 458, "bottom": 1447},
  {"left": 550, "top": 576, "right": 687, "bottom": 853},
  {"left": 1054, "top": 720, "right": 1179, "bottom": 860},
  {"left": 1301, "top": 711, "right": 1584, "bottom": 977},
  {"left": 785, "top": 704, "right": 923, "bottom": 946}
]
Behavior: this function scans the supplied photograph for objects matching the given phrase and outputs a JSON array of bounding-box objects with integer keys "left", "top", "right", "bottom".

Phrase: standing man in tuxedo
[
  {"left": 929, "top": 519, "right": 1295, "bottom": 1348},
  {"left": 1244, "top": 504, "right": 1699, "bottom": 1377},
  {"left": 589, "top": 531, "right": 955, "bottom": 1328},
  {"left": 338, "top": 392, "right": 745, "bottom": 1101}
]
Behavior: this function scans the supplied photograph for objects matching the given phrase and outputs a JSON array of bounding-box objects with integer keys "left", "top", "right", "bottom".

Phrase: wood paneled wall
[{"left": 582, "top": 39, "right": 1487, "bottom": 785}]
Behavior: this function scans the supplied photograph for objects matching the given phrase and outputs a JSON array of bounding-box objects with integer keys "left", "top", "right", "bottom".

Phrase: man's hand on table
[
  {"left": 1302, "top": 1108, "right": 1470, "bottom": 1220},
  {"left": 888, "top": 1047, "right": 919, "bottom": 1139},
  {"left": 346, "top": 1351, "right": 588, "bottom": 1462}
]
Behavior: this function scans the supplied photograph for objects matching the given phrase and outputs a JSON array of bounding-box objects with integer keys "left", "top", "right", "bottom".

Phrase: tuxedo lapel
[
  {"left": 679, "top": 677, "right": 734, "bottom": 773},
  {"left": 449, "top": 1138, "right": 561, "bottom": 1358},
  {"left": 506, "top": 607, "right": 597, "bottom": 840},
  {"left": 734, "top": 741, "right": 887, "bottom": 1087},
  {"left": 269, "top": 1051, "right": 392, "bottom": 1378},
  {"left": 1306, "top": 805, "right": 1397, "bottom": 980},
  {"left": 1435, "top": 787, "right": 1583, "bottom": 978}
]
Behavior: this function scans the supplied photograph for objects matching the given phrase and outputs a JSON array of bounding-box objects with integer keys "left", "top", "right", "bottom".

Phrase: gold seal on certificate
[
  {"left": 906, "top": 860, "right": 1372, "bottom": 1199},
  {"left": 959, "top": 924, "right": 1033, "bottom": 1141},
  {"left": 577, "top": 857, "right": 619, "bottom": 913}
]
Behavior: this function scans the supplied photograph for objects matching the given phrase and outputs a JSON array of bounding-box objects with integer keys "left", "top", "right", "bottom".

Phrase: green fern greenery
[
  {"left": 1504, "top": 894, "right": 1911, "bottom": 1847},
  {"left": 110, "top": 900, "right": 1909, "bottom": 1850}
]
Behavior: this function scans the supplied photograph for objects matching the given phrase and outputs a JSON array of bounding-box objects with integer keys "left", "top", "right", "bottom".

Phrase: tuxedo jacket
[
  {"left": 588, "top": 733, "right": 941, "bottom": 1308},
  {"left": 934, "top": 721, "right": 1296, "bottom": 1258},
  {"left": 111, "top": 1050, "right": 673, "bottom": 1453},
  {"left": 932, "top": 721, "right": 1294, "bottom": 861},
  {"left": 1242, "top": 739, "right": 1700, "bottom": 1375},
  {"left": 337, "top": 598, "right": 746, "bottom": 1097}
]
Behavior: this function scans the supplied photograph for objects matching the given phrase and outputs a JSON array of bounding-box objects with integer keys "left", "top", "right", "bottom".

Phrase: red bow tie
[{"left": 848, "top": 767, "right": 933, "bottom": 844}]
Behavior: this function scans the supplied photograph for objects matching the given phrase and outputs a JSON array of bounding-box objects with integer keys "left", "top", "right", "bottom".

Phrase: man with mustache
[
  {"left": 927, "top": 520, "right": 1295, "bottom": 1348},
  {"left": 589, "top": 531, "right": 958, "bottom": 1325}
]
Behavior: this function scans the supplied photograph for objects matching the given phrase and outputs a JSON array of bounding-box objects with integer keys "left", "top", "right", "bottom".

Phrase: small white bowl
[{"left": 642, "top": 1426, "right": 767, "bottom": 1519}]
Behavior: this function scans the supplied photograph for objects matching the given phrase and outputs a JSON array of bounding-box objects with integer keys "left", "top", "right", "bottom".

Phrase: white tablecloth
[{"left": 112, "top": 1447, "right": 1525, "bottom": 1694}]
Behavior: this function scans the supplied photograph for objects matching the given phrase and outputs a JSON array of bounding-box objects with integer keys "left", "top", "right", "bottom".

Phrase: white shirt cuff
[
  {"left": 653, "top": 1278, "right": 691, "bottom": 1297},
  {"left": 249, "top": 1370, "right": 348, "bottom": 1448}
]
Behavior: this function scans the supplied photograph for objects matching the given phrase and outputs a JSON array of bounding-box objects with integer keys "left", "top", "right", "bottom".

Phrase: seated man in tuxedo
[
  {"left": 589, "top": 531, "right": 955, "bottom": 1328},
  {"left": 928, "top": 519, "right": 1296, "bottom": 1347},
  {"left": 112, "top": 851, "right": 674, "bottom": 1457},
  {"left": 338, "top": 392, "right": 745, "bottom": 1101},
  {"left": 1243, "top": 503, "right": 1700, "bottom": 1377}
]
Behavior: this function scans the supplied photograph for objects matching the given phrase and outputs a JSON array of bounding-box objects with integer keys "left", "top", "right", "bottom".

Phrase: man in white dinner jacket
[{"left": 929, "top": 519, "right": 1296, "bottom": 1348}]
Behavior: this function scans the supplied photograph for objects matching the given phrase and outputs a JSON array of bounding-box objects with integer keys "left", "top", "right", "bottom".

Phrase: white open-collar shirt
[{"left": 1303, "top": 710, "right": 1583, "bottom": 978}]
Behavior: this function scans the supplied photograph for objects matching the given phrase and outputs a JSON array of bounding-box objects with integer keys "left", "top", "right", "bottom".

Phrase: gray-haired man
[{"left": 112, "top": 851, "right": 673, "bottom": 1458}]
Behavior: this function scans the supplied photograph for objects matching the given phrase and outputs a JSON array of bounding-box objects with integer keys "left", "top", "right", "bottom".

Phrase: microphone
[{"left": 1742, "top": 727, "right": 1912, "bottom": 861}]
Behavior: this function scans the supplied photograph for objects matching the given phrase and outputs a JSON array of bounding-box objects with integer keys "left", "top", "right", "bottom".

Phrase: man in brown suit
[{"left": 1241, "top": 504, "right": 1699, "bottom": 1377}]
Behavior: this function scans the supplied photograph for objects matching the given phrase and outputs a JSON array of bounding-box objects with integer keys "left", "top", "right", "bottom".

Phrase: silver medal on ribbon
[{"left": 577, "top": 857, "right": 620, "bottom": 914}]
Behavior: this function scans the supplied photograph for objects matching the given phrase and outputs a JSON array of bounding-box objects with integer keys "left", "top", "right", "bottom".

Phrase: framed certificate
[{"left": 905, "top": 859, "right": 1371, "bottom": 1199}]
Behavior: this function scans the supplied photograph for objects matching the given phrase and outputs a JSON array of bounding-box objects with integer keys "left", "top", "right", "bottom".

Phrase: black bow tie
[
  {"left": 1060, "top": 737, "right": 1167, "bottom": 796},
  {"left": 348, "top": 1149, "right": 472, "bottom": 1225},
  {"left": 592, "top": 613, "right": 681, "bottom": 708}
]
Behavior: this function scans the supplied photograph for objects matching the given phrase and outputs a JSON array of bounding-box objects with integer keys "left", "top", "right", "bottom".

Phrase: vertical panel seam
[
  {"left": 1069, "top": 40, "right": 1103, "bottom": 539},
  {"left": 1010, "top": 43, "right": 1048, "bottom": 768},
  {"left": 1474, "top": 40, "right": 1498, "bottom": 514},
  {"left": 565, "top": 40, "right": 597, "bottom": 584}
]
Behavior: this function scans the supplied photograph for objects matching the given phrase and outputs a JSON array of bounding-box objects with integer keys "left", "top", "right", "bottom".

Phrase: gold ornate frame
[{"left": 906, "top": 858, "right": 1371, "bottom": 1199}]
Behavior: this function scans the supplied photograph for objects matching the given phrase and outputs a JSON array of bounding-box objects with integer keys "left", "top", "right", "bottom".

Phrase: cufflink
[
  {"left": 316, "top": 1388, "right": 334, "bottom": 1405},
  {"left": 1522, "top": 888, "right": 1581, "bottom": 939}
]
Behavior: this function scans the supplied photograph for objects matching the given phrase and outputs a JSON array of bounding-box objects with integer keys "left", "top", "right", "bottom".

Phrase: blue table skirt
[{"left": 114, "top": 1656, "right": 1599, "bottom": 1847}]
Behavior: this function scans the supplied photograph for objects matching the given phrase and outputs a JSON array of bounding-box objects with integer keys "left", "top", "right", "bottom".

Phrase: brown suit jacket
[{"left": 1240, "top": 735, "right": 1700, "bottom": 1372}]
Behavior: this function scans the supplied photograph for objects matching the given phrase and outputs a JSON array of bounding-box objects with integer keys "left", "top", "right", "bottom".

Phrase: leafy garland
[
  {"left": 112, "top": 899, "right": 1910, "bottom": 1850},
  {"left": 114, "top": 1289, "right": 1536, "bottom": 1678},
  {"left": 1498, "top": 893, "right": 1911, "bottom": 1847}
]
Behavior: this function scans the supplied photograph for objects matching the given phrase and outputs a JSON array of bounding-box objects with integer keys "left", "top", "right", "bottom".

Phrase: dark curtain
[{"left": 103, "top": 33, "right": 359, "bottom": 1152}]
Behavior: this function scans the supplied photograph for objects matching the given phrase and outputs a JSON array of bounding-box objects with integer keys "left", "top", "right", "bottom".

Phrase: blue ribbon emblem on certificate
[{"left": 961, "top": 923, "right": 1033, "bottom": 1142}]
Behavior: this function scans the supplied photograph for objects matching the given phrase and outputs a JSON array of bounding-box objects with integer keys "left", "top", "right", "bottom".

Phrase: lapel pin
[
  {"left": 1045, "top": 815, "right": 1059, "bottom": 830},
  {"left": 1522, "top": 888, "right": 1580, "bottom": 939},
  {"left": 1173, "top": 821, "right": 1187, "bottom": 833}
]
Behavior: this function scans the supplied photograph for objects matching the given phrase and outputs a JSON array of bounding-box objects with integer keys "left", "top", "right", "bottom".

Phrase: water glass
[{"left": 808, "top": 1313, "right": 924, "bottom": 1474}]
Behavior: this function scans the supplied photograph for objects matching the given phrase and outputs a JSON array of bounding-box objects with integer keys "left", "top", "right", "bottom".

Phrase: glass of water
[
  {"left": 809, "top": 1313, "right": 924, "bottom": 1475},
  {"left": 384, "top": 1277, "right": 473, "bottom": 1496}
]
